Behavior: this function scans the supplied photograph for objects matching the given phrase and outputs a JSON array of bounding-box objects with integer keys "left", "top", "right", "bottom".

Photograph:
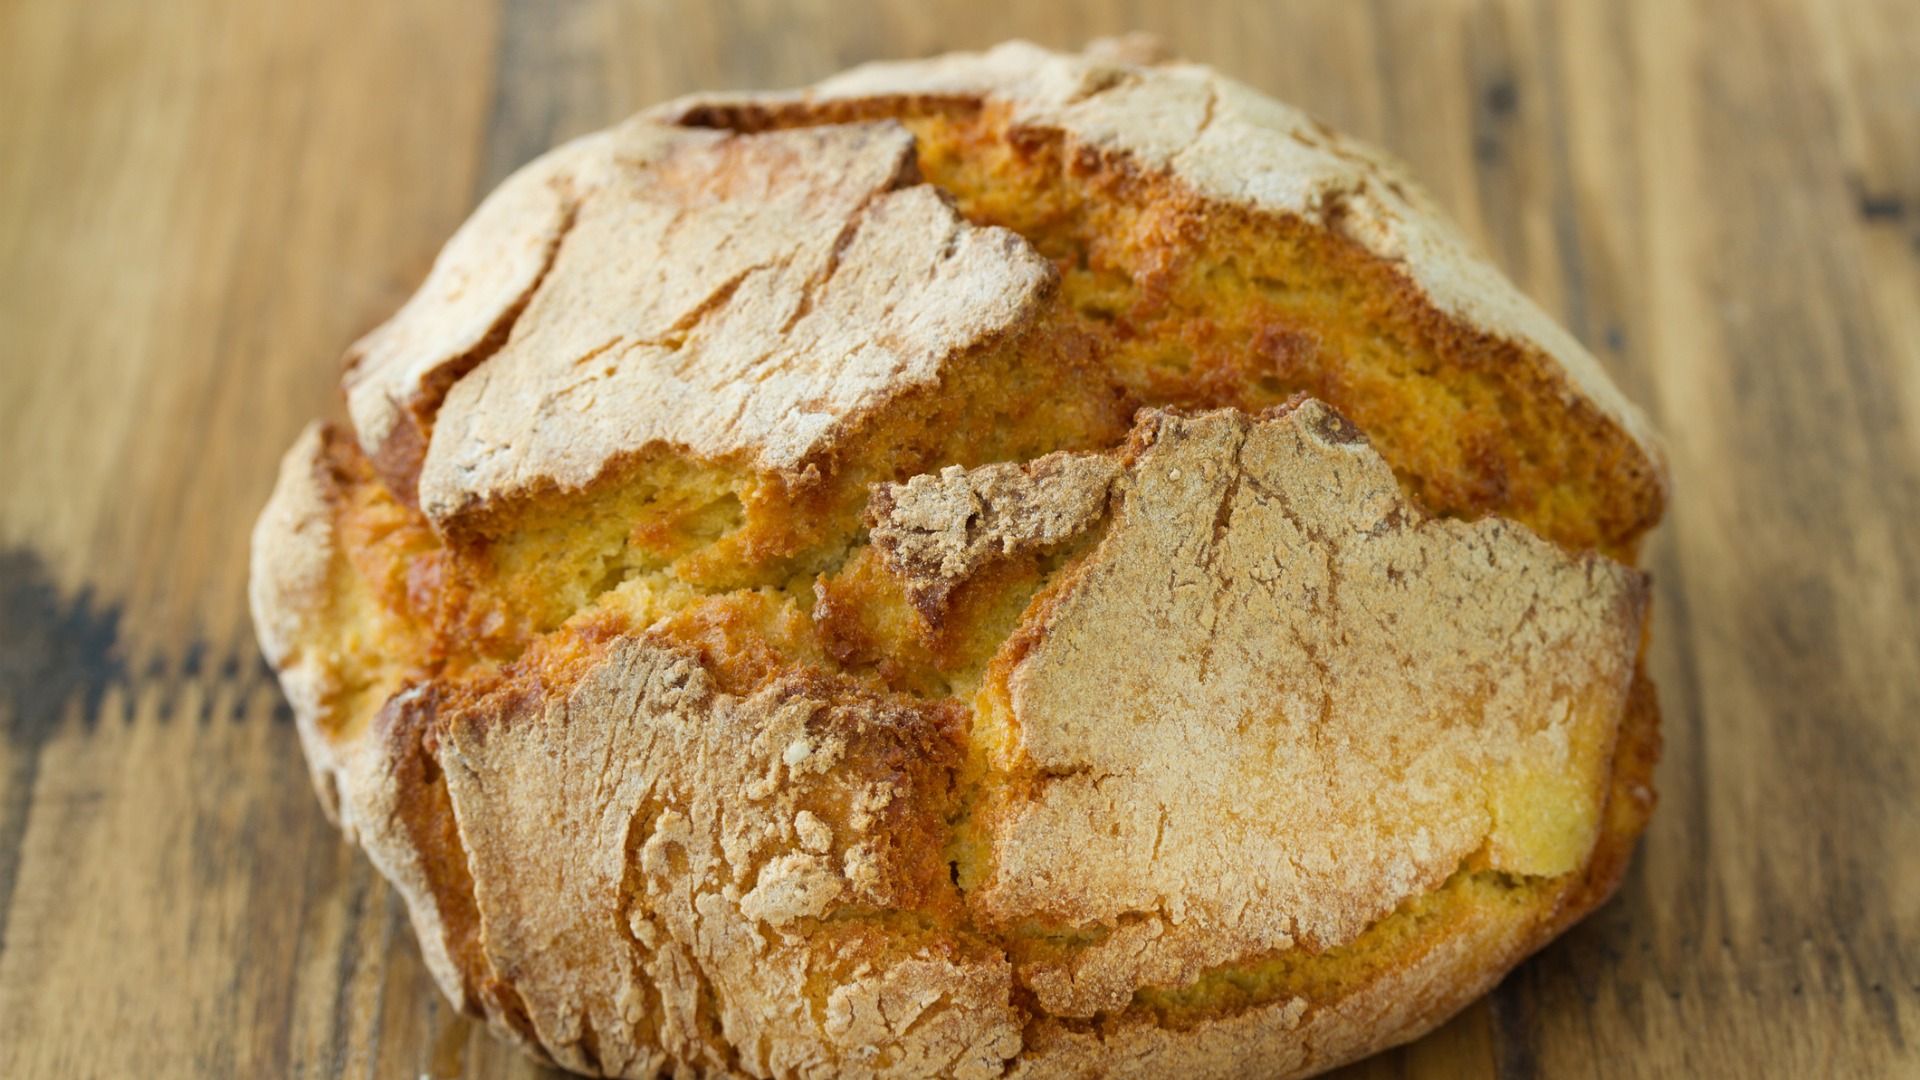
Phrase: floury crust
[{"left": 253, "top": 38, "right": 1665, "bottom": 1080}]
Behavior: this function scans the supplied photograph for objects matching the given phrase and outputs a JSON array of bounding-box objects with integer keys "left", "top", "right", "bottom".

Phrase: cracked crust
[
  {"left": 867, "top": 452, "right": 1122, "bottom": 620},
  {"left": 254, "top": 402, "right": 1653, "bottom": 1077},
  {"left": 253, "top": 38, "right": 1667, "bottom": 1080},
  {"left": 662, "top": 40, "right": 1665, "bottom": 489},
  {"left": 412, "top": 120, "right": 1054, "bottom": 531}
]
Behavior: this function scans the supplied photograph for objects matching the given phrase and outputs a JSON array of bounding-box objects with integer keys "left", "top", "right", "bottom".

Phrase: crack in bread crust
[
  {"left": 252, "top": 39, "right": 1667, "bottom": 1080},
  {"left": 417, "top": 120, "right": 1056, "bottom": 532}
]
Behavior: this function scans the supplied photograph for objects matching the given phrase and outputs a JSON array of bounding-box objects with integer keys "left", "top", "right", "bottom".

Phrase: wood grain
[{"left": 1, "top": 1, "right": 1915, "bottom": 1076}]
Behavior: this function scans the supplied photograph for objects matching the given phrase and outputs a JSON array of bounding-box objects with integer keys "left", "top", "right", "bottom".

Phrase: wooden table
[{"left": 2, "top": 1, "right": 1915, "bottom": 1076}]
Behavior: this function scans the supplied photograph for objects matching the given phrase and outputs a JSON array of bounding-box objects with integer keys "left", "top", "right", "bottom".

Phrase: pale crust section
[
  {"left": 867, "top": 451, "right": 1120, "bottom": 616},
  {"left": 973, "top": 404, "right": 1644, "bottom": 1016},
  {"left": 247, "top": 422, "right": 350, "bottom": 820},
  {"left": 437, "top": 638, "right": 1023, "bottom": 1079},
  {"left": 417, "top": 121, "right": 1054, "bottom": 529},
  {"left": 664, "top": 39, "right": 1667, "bottom": 491},
  {"left": 249, "top": 423, "right": 335, "bottom": 683}
]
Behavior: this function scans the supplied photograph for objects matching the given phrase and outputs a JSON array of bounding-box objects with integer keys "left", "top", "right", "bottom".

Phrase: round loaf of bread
[{"left": 252, "top": 39, "right": 1666, "bottom": 1079}]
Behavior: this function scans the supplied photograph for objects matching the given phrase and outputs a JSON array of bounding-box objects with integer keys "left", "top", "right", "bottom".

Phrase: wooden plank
[
  {"left": 0, "top": 0, "right": 1916, "bottom": 1077},
  {"left": 0, "top": 0, "right": 502, "bottom": 1075},
  {"left": 1526, "top": 1, "right": 1920, "bottom": 1076}
]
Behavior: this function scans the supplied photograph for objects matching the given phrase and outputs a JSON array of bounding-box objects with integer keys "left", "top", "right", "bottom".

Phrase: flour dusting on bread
[{"left": 253, "top": 39, "right": 1666, "bottom": 1080}]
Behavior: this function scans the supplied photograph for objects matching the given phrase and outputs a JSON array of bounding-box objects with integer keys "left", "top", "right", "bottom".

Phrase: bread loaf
[{"left": 252, "top": 39, "right": 1665, "bottom": 1079}]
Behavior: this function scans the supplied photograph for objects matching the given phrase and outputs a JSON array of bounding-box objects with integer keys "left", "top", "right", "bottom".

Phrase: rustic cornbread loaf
[{"left": 251, "top": 38, "right": 1666, "bottom": 1079}]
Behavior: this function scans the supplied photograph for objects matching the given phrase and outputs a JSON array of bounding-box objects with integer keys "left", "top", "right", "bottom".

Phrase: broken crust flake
[
  {"left": 970, "top": 403, "right": 1645, "bottom": 1017},
  {"left": 664, "top": 39, "right": 1666, "bottom": 490},
  {"left": 1010, "top": 661, "right": 1659, "bottom": 1080},
  {"left": 408, "top": 120, "right": 1053, "bottom": 529},
  {"left": 434, "top": 638, "right": 1022, "bottom": 1079},
  {"left": 867, "top": 451, "right": 1123, "bottom": 617}
]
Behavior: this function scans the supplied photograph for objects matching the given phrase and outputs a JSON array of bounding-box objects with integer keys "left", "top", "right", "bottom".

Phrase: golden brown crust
[
  {"left": 251, "top": 38, "right": 1669, "bottom": 1080},
  {"left": 665, "top": 40, "right": 1666, "bottom": 493},
  {"left": 661, "top": 48, "right": 1666, "bottom": 562}
]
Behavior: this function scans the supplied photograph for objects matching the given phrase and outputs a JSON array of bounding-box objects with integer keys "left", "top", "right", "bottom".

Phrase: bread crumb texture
[{"left": 252, "top": 40, "right": 1665, "bottom": 1080}]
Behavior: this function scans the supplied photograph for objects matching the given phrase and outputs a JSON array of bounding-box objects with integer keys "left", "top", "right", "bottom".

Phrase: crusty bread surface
[{"left": 253, "top": 38, "right": 1666, "bottom": 1079}]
